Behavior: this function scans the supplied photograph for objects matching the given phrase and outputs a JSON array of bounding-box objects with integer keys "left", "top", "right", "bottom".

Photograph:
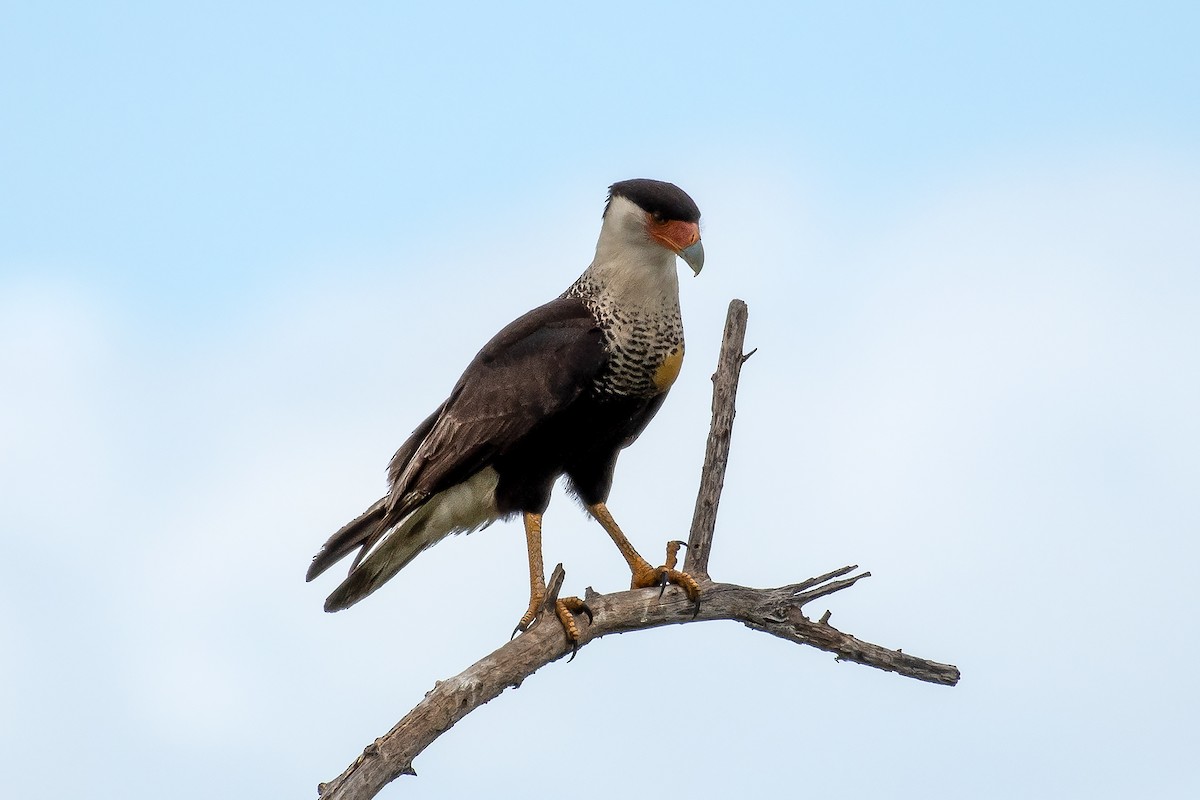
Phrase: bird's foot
[
  {"left": 511, "top": 571, "right": 593, "bottom": 660},
  {"left": 631, "top": 565, "right": 701, "bottom": 600},
  {"left": 512, "top": 594, "right": 543, "bottom": 638},
  {"left": 554, "top": 596, "right": 593, "bottom": 659},
  {"left": 513, "top": 596, "right": 593, "bottom": 660},
  {"left": 630, "top": 541, "right": 701, "bottom": 616}
]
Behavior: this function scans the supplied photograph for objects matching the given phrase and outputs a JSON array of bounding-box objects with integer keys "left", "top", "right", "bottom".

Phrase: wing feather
[
  {"left": 384, "top": 297, "right": 604, "bottom": 511},
  {"left": 309, "top": 297, "right": 606, "bottom": 584}
]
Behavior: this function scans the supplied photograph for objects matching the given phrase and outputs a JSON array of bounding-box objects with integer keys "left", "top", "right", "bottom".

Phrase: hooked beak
[
  {"left": 650, "top": 218, "right": 705, "bottom": 276},
  {"left": 679, "top": 239, "right": 704, "bottom": 276}
]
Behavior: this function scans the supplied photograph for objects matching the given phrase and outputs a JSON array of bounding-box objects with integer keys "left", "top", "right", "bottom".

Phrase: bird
[{"left": 306, "top": 178, "right": 704, "bottom": 645}]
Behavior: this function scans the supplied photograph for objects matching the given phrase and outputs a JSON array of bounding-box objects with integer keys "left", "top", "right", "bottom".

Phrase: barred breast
[{"left": 565, "top": 275, "right": 684, "bottom": 399}]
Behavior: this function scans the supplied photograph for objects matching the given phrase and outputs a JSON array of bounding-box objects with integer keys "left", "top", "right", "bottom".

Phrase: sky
[{"left": 2, "top": 2, "right": 1198, "bottom": 797}]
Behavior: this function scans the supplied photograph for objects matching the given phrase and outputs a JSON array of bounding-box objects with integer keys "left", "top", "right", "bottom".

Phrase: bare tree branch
[
  {"left": 685, "top": 298, "right": 750, "bottom": 579},
  {"left": 316, "top": 299, "right": 960, "bottom": 799}
]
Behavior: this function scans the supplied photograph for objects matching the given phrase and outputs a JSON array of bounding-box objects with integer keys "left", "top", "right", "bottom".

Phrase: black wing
[
  {"left": 385, "top": 296, "right": 605, "bottom": 508},
  {"left": 307, "top": 296, "right": 605, "bottom": 580}
]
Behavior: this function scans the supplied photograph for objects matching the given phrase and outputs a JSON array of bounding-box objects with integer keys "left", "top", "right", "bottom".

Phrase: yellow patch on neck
[{"left": 653, "top": 344, "right": 685, "bottom": 392}]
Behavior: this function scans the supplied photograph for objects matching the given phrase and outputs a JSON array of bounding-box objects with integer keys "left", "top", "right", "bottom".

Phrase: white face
[
  {"left": 603, "top": 195, "right": 654, "bottom": 240},
  {"left": 596, "top": 194, "right": 679, "bottom": 260},
  {"left": 587, "top": 196, "right": 683, "bottom": 307}
]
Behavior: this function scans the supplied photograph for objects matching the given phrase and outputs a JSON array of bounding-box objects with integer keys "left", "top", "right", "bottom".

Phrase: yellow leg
[
  {"left": 514, "top": 512, "right": 547, "bottom": 633},
  {"left": 513, "top": 512, "right": 592, "bottom": 648},
  {"left": 588, "top": 502, "right": 701, "bottom": 603}
]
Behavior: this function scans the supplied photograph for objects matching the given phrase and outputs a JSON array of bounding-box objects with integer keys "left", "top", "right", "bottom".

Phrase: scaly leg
[
  {"left": 513, "top": 512, "right": 547, "bottom": 635},
  {"left": 588, "top": 502, "right": 701, "bottom": 605},
  {"left": 512, "top": 512, "right": 592, "bottom": 647}
]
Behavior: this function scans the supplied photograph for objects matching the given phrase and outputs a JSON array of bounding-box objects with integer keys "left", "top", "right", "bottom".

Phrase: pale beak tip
[{"left": 679, "top": 240, "right": 705, "bottom": 276}]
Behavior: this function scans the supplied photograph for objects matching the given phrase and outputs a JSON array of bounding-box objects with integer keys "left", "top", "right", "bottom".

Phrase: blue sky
[{"left": 3, "top": 3, "right": 1198, "bottom": 798}]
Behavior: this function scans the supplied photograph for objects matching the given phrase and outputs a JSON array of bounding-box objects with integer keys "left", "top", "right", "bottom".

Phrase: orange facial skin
[{"left": 648, "top": 217, "right": 701, "bottom": 253}]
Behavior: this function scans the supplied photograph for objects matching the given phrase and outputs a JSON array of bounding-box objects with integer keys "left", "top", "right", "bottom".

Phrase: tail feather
[
  {"left": 321, "top": 505, "right": 442, "bottom": 612},
  {"left": 306, "top": 403, "right": 448, "bottom": 583},
  {"left": 305, "top": 497, "right": 389, "bottom": 582},
  {"left": 312, "top": 467, "right": 501, "bottom": 612}
]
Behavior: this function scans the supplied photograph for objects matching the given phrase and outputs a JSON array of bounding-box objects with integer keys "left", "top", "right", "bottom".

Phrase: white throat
[{"left": 577, "top": 196, "right": 681, "bottom": 311}]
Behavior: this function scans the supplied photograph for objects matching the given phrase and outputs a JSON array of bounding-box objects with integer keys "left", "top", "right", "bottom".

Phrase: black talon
[
  {"left": 511, "top": 616, "right": 538, "bottom": 639},
  {"left": 513, "top": 598, "right": 547, "bottom": 639},
  {"left": 580, "top": 602, "right": 594, "bottom": 624}
]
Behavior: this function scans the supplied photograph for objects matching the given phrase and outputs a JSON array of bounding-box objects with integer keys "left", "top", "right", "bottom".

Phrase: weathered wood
[
  {"left": 684, "top": 299, "right": 750, "bottom": 579},
  {"left": 315, "top": 300, "right": 960, "bottom": 800},
  {"left": 317, "top": 573, "right": 959, "bottom": 799}
]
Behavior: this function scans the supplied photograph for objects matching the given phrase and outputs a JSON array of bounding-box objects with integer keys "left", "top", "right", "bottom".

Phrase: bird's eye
[{"left": 651, "top": 211, "right": 666, "bottom": 224}]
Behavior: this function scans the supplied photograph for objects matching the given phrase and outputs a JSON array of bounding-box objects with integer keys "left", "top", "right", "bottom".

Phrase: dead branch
[
  {"left": 316, "top": 299, "right": 960, "bottom": 799},
  {"left": 685, "top": 297, "right": 749, "bottom": 579}
]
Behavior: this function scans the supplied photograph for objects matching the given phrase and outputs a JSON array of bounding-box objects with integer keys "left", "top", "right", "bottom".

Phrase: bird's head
[{"left": 601, "top": 179, "right": 704, "bottom": 276}]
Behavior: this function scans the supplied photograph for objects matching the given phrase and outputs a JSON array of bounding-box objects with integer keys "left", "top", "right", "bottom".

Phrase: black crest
[{"left": 606, "top": 179, "right": 701, "bottom": 223}]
